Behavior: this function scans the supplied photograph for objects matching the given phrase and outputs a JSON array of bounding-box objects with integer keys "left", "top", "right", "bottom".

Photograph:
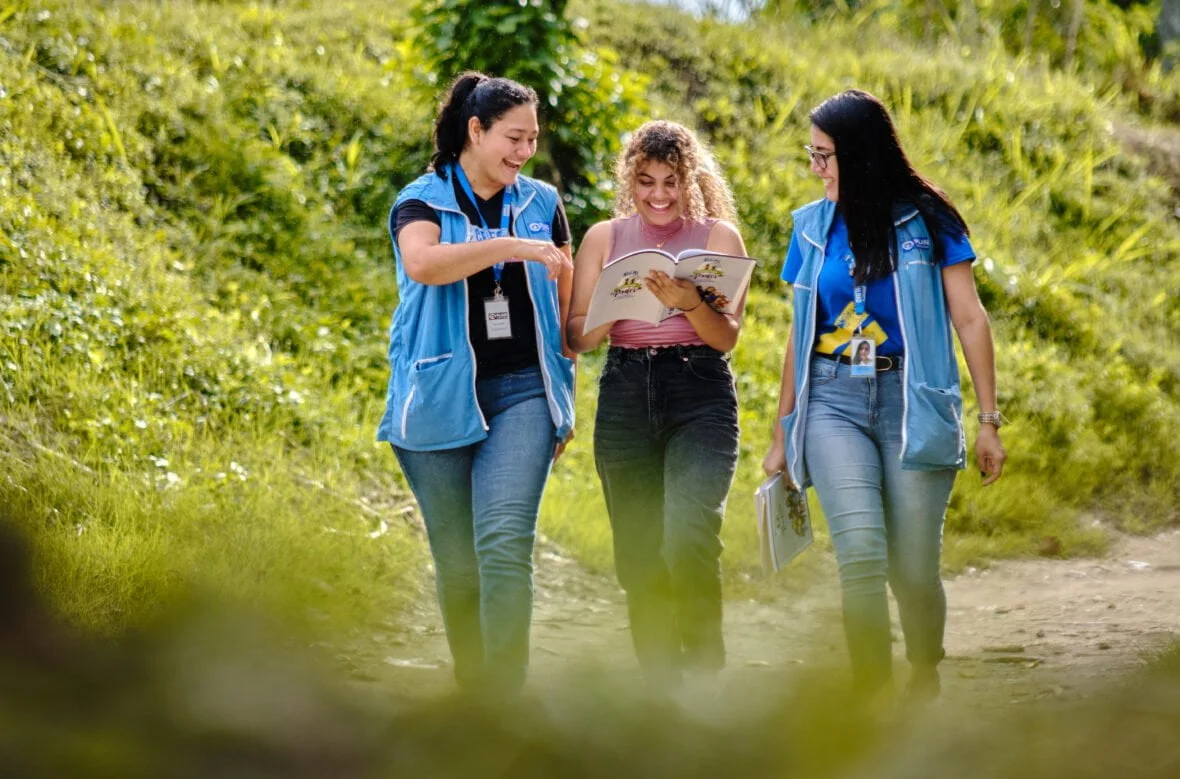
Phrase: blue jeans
[
  {"left": 392, "top": 366, "right": 556, "bottom": 694},
  {"left": 803, "top": 357, "right": 956, "bottom": 692},
  {"left": 594, "top": 346, "right": 740, "bottom": 683}
]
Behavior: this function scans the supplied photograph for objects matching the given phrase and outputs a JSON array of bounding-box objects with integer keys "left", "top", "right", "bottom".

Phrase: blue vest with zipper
[
  {"left": 377, "top": 170, "right": 576, "bottom": 451},
  {"left": 782, "top": 198, "right": 967, "bottom": 489}
]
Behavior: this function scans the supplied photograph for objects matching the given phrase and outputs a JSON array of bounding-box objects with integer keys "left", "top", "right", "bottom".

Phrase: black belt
[
  {"left": 607, "top": 344, "right": 724, "bottom": 361},
  {"left": 815, "top": 351, "right": 904, "bottom": 372}
]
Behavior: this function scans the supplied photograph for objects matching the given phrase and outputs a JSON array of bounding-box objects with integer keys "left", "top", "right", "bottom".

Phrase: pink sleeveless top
[{"left": 607, "top": 215, "right": 717, "bottom": 348}]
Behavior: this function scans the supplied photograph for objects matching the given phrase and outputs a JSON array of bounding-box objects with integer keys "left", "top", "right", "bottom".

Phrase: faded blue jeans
[
  {"left": 392, "top": 366, "right": 556, "bottom": 695},
  {"left": 803, "top": 357, "right": 956, "bottom": 693},
  {"left": 594, "top": 345, "right": 740, "bottom": 685}
]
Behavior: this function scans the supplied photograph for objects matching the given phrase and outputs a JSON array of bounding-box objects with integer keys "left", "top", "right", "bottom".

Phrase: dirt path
[{"left": 350, "top": 529, "right": 1180, "bottom": 705}]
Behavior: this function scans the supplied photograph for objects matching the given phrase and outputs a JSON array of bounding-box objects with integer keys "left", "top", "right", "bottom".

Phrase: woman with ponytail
[
  {"left": 566, "top": 121, "right": 748, "bottom": 694},
  {"left": 378, "top": 71, "right": 576, "bottom": 696},
  {"left": 764, "top": 89, "right": 1006, "bottom": 705}
]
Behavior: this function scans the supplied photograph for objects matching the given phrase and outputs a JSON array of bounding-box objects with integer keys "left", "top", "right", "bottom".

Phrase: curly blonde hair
[{"left": 613, "top": 120, "right": 737, "bottom": 223}]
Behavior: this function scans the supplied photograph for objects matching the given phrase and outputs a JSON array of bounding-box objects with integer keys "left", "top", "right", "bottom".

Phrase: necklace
[{"left": 640, "top": 216, "right": 686, "bottom": 250}]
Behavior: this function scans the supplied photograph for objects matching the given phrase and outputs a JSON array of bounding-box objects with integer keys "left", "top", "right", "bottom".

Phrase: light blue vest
[
  {"left": 783, "top": 198, "right": 966, "bottom": 488},
  {"left": 377, "top": 170, "right": 576, "bottom": 451}
]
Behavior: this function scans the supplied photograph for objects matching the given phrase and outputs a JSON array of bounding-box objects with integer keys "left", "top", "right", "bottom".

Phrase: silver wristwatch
[{"left": 977, "top": 411, "right": 1004, "bottom": 429}]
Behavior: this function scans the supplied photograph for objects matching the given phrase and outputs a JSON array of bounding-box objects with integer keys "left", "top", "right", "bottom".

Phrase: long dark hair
[
  {"left": 430, "top": 71, "right": 538, "bottom": 178},
  {"left": 809, "top": 89, "right": 969, "bottom": 284}
]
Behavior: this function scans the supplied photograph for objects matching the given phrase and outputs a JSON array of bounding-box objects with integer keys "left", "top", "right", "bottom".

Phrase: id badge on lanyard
[
  {"left": 455, "top": 164, "right": 515, "bottom": 341},
  {"left": 846, "top": 254, "right": 876, "bottom": 378}
]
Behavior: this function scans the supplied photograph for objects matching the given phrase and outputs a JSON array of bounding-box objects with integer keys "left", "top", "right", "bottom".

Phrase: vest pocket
[
  {"left": 401, "top": 353, "right": 459, "bottom": 445},
  {"left": 907, "top": 382, "right": 965, "bottom": 469},
  {"left": 414, "top": 352, "right": 453, "bottom": 371}
]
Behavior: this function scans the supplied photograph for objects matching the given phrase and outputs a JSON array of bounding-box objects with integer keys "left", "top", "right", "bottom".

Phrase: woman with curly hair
[{"left": 566, "top": 120, "right": 748, "bottom": 693}]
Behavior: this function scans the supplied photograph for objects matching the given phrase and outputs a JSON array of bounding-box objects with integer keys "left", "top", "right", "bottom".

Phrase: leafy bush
[{"left": 409, "top": 0, "right": 649, "bottom": 234}]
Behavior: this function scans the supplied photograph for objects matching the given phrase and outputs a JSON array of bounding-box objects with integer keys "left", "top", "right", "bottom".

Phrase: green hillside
[{"left": 1, "top": 0, "right": 1177, "bottom": 635}]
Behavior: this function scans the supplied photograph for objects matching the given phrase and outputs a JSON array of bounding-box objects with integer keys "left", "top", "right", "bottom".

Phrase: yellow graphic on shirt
[{"left": 815, "top": 302, "right": 888, "bottom": 355}]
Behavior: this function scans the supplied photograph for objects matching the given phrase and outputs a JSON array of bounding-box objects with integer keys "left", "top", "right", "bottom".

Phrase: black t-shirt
[{"left": 392, "top": 176, "right": 570, "bottom": 378}]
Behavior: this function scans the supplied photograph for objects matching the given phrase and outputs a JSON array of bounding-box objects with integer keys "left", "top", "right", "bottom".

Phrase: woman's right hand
[
  {"left": 513, "top": 238, "right": 573, "bottom": 280},
  {"left": 762, "top": 440, "right": 786, "bottom": 479}
]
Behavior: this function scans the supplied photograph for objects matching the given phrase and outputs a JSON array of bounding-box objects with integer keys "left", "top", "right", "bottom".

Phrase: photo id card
[
  {"left": 849, "top": 337, "right": 876, "bottom": 378},
  {"left": 484, "top": 296, "right": 513, "bottom": 340}
]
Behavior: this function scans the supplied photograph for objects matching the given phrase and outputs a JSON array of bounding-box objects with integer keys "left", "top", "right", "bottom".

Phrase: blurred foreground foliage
[{"left": 2, "top": 523, "right": 1179, "bottom": 779}]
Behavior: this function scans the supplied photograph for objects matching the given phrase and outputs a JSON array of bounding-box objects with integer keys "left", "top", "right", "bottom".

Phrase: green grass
[
  {"left": 0, "top": 0, "right": 430, "bottom": 634},
  {"left": 1, "top": 0, "right": 1178, "bottom": 638},
  {"left": 0, "top": 409, "right": 422, "bottom": 635}
]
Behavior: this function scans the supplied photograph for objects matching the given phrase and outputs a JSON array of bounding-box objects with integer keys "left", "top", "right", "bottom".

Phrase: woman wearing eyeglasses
[{"left": 763, "top": 89, "right": 1006, "bottom": 704}]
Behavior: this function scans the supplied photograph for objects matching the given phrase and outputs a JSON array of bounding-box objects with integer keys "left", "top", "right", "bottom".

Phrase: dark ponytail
[{"left": 430, "top": 71, "right": 539, "bottom": 178}]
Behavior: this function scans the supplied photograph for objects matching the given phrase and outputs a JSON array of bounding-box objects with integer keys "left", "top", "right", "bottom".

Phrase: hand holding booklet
[
  {"left": 582, "top": 248, "right": 757, "bottom": 333},
  {"left": 754, "top": 473, "right": 813, "bottom": 575}
]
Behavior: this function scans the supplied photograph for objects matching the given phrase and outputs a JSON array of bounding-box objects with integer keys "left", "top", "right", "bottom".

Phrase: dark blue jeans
[
  {"left": 594, "top": 345, "right": 740, "bottom": 683},
  {"left": 392, "top": 366, "right": 556, "bottom": 695}
]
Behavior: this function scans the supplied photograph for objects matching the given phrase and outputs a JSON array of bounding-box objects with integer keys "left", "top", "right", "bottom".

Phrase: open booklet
[
  {"left": 582, "top": 248, "right": 757, "bottom": 333},
  {"left": 754, "top": 473, "right": 813, "bottom": 575}
]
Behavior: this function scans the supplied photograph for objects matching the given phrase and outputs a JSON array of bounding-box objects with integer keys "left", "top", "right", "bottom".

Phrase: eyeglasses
[{"left": 804, "top": 145, "right": 836, "bottom": 170}]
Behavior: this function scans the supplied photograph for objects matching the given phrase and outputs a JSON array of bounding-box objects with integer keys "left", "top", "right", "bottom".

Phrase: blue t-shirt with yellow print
[{"left": 782, "top": 212, "right": 974, "bottom": 357}]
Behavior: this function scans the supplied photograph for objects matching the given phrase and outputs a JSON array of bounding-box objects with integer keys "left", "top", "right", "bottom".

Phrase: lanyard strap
[
  {"left": 845, "top": 254, "right": 867, "bottom": 332},
  {"left": 454, "top": 163, "right": 513, "bottom": 287}
]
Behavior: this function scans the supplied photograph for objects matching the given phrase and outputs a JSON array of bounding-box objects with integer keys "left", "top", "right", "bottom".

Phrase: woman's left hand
[
  {"left": 976, "top": 426, "right": 1006, "bottom": 486},
  {"left": 645, "top": 271, "right": 702, "bottom": 312}
]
